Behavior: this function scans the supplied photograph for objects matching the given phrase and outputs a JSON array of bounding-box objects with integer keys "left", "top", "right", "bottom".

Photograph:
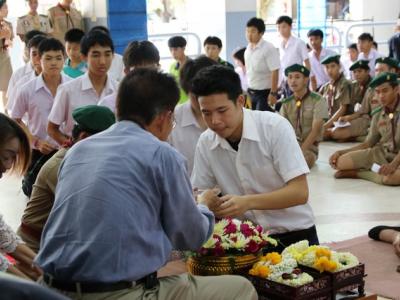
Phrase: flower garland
[
  {"left": 197, "top": 218, "right": 277, "bottom": 257},
  {"left": 282, "top": 240, "right": 359, "bottom": 273},
  {"left": 249, "top": 252, "right": 314, "bottom": 287}
]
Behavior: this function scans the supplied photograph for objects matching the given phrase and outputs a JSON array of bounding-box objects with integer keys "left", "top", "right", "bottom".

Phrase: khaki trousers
[{"left": 39, "top": 273, "right": 258, "bottom": 300}]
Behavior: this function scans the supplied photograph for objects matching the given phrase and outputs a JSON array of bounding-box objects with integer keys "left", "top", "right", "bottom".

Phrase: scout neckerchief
[
  {"left": 295, "top": 89, "right": 311, "bottom": 137},
  {"left": 359, "top": 76, "right": 371, "bottom": 100},
  {"left": 57, "top": 3, "right": 74, "bottom": 29},
  {"left": 327, "top": 73, "right": 342, "bottom": 117},
  {"left": 384, "top": 96, "right": 400, "bottom": 152}
]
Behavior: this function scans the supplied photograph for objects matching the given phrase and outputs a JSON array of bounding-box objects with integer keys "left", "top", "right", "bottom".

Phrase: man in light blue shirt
[{"left": 35, "top": 68, "right": 257, "bottom": 300}]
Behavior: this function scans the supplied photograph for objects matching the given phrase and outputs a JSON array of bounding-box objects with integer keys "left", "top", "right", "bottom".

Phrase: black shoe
[{"left": 368, "top": 225, "right": 400, "bottom": 241}]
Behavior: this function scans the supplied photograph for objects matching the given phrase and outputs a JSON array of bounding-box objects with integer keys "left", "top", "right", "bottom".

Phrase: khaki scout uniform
[
  {"left": 320, "top": 73, "right": 352, "bottom": 118},
  {"left": 0, "top": 20, "right": 13, "bottom": 91},
  {"left": 350, "top": 77, "right": 371, "bottom": 107},
  {"left": 16, "top": 13, "right": 52, "bottom": 37},
  {"left": 281, "top": 91, "right": 328, "bottom": 167},
  {"left": 349, "top": 98, "right": 400, "bottom": 170},
  {"left": 48, "top": 4, "right": 84, "bottom": 43}
]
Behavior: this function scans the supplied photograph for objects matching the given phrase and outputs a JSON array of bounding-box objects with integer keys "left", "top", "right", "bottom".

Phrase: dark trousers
[
  {"left": 269, "top": 225, "right": 319, "bottom": 253},
  {"left": 22, "top": 149, "right": 57, "bottom": 197},
  {"left": 247, "top": 88, "right": 274, "bottom": 112}
]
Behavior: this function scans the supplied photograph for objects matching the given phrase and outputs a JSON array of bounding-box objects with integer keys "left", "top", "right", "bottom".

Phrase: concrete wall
[
  {"left": 225, "top": 0, "right": 257, "bottom": 63},
  {"left": 349, "top": 0, "right": 400, "bottom": 55}
]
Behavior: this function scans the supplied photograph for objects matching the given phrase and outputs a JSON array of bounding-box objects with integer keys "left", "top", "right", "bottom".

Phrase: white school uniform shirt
[
  {"left": 169, "top": 102, "right": 205, "bottom": 176},
  {"left": 278, "top": 35, "right": 309, "bottom": 83},
  {"left": 11, "top": 74, "right": 71, "bottom": 148},
  {"left": 245, "top": 39, "right": 280, "bottom": 90},
  {"left": 191, "top": 109, "right": 314, "bottom": 234},
  {"left": 309, "top": 48, "right": 337, "bottom": 88},
  {"left": 341, "top": 56, "right": 355, "bottom": 80},
  {"left": 108, "top": 53, "right": 125, "bottom": 82},
  {"left": 48, "top": 73, "right": 117, "bottom": 136},
  {"left": 98, "top": 92, "right": 117, "bottom": 113},
  {"left": 358, "top": 49, "right": 383, "bottom": 77},
  {"left": 6, "top": 63, "right": 35, "bottom": 112}
]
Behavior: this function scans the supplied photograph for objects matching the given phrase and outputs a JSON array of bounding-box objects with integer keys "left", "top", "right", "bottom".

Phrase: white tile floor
[{"left": 0, "top": 141, "right": 399, "bottom": 244}]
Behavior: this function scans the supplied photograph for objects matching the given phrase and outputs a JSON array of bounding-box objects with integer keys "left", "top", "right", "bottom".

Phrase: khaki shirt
[
  {"left": 319, "top": 73, "right": 351, "bottom": 117},
  {"left": 16, "top": 13, "right": 52, "bottom": 36},
  {"left": 281, "top": 91, "right": 328, "bottom": 152},
  {"left": 359, "top": 87, "right": 380, "bottom": 119},
  {"left": 48, "top": 5, "right": 84, "bottom": 42},
  {"left": 349, "top": 77, "right": 371, "bottom": 107},
  {"left": 21, "top": 148, "right": 67, "bottom": 233},
  {"left": 366, "top": 99, "right": 400, "bottom": 160}
]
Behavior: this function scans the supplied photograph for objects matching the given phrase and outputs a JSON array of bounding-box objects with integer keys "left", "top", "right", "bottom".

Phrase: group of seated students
[{"left": 0, "top": 16, "right": 399, "bottom": 300}]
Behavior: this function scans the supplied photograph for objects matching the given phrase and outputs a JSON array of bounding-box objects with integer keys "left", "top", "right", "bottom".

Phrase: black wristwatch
[{"left": 270, "top": 91, "right": 279, "bottom": 97}]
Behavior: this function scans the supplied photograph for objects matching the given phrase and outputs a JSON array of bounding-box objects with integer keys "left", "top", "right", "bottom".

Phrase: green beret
[
  {"left": 375, "top": 57, "right": 399, "bottom": 69},
  {"left": 349, "top": 60, "right": 370, "bottom": 71},
  {"left": 72, "top": 105, "right": 115, "bottom": 133},
  {"left": 321, "top": 54, "right": 341, "bottom": 65},
  {"left": 369, "top": 72, "right": 398, "bottom": 89},
  {"left": 284, "top": 64, "right": 310, "bottom": 77}
]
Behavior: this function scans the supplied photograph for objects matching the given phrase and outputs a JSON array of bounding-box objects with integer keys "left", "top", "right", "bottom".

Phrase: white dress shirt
[
  {"left": 309, "top": 48, "right": 337, "bottom": 88},
  {"left": 245, "top": 39, "right": 280, "bottom": 90},
  {"left": 48, "top": 73, "right": 117, "bottom": 136},
  {"left": 358, "top": 49, "right": 383, "bottom": 77},
  {"left": 98, "top": 92, "right": 117, "bottom": 113},
  {"left": 169, "top": 102, "right": 205, "bottom": 175},
  {"left": 278, "top": 35, "right": 309, "bottom": 83},
  {"left": 191, "top": 109, "right": 314, "bottom": 234},
  {"left": 108, "top": 53, "right": 125, "bottom": 82},
  {"left": 11, "top": 74, "right": 71, "bottom": 148},
  {"left": 6, "top": 63, "right": 34, "bottom": 112}
]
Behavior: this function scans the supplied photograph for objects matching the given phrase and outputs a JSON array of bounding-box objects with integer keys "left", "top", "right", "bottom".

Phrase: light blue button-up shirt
[{"left": 35, "top": 121, "right": 214, "bottom": 282}]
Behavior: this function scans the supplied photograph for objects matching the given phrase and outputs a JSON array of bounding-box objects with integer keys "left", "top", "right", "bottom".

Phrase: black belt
[
  {"left": 247, "top": 88, "right": 270, "bottom": 93},
  {"left": 43, "top": 272, "right": 158, "bottom": 293}
]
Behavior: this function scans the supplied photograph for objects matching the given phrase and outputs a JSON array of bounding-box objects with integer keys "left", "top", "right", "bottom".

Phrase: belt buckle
[{"left": 144, "top": 272, "right": 158, "bottom": 289}]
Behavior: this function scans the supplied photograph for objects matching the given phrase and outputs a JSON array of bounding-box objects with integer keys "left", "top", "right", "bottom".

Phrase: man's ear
[
  {"left": 78, "top": 131, "right": 90, "bottom": 140},
  {"left": 236, "top": 94, "right": 246, "bottom": 107}
]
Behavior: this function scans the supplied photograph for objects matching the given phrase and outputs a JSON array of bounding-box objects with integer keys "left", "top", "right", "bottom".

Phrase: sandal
[{"left": 368, "top": 225, "right": 400, "bottom": 241}]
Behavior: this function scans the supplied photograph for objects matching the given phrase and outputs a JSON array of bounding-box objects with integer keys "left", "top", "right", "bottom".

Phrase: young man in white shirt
[
  {"left": 341, "top": 43, "right": 359, "bottom": 80},
  {"left": 169, "top": 55, "right": 216, "bottom": 175},
  {"left": 48, "top": 30, "right": 117, "bottom": 145},
  {"left": 98, "top": 40, "right": 160, "bottom": 113},
  {"left": 11, "top": 38, "right": 71, "bottom": 196},
  {"left": 307, "top": 29, "right": 337, "bottom": 91},
  {"left": 357, "top": 33, "right": 383, "bottom": 77},
  {"left": 245, "top": 17, "right": 280, "bottom": 112},
  {"left": 6, "top": 33, "right": 46, "bottom": 114},
  {"left": 276, "top": 15, "right": 311, "bottom": 99},
  {"left": 191, "top": 65, "right": 318, "bottom": 252}
]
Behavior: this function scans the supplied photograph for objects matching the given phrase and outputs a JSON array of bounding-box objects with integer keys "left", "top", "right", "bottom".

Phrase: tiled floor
[{"left": 0, "top": 141, "right": 399, "bottom": 243}]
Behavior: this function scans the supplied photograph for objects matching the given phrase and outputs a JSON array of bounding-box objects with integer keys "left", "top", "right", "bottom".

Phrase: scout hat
[
  {"left": 321, "top": 54, "right": 341, "bottom": 65},
  {"left": 284, "top": 64, "right": 310, "bottom": 77},
  {"left": 369, "top": 72, "right": 398, "bottom": 89},
  {"left": 375, "top": 57, "right": 399, "bottom": 69},
  {"left": 72, "top": 105, "right": 115, "bottom": 134},
  {"left": 349, "top": 60, "right": 370, "bottom": 71}
]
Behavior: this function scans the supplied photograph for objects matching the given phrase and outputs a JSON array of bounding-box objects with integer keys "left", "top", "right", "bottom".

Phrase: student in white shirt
[
  {"left": 88, "top": 26, "right": 125, "bottom": 82},
  {"left": 357, "top": 33, "right": 383, "bottom": 77},
  {"left": 99, "top": 40, "right": 160, "bottom": 113},
  {"left": 48, "top": 30, "right": 117, "bottom": 145},
  {"left": 307, "top": 29, "right": 337, "bottom": 91},
  {"left": 245, "top": 17, "right": 280, "bottom": 112},
  {"left": 191, "top": 65, "right": 318, "bottom": 252},
  {"left": 169, "top": 55, "right": 216, "bottom": 175},
  {"left": 341, "top": 43, "right": 359, "bottom": 80},
  {"left": 11, "top": 38, "right": 70, "bottom": 196},
  {"left": 276, "top": 15, "right": 311, "bottom": 99},
  {"left": 6, "top": 34, "right": 46, "bottom": 114}
]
